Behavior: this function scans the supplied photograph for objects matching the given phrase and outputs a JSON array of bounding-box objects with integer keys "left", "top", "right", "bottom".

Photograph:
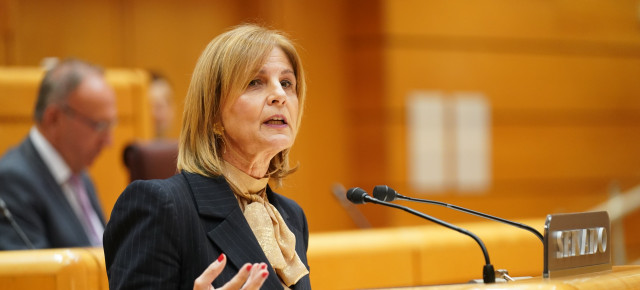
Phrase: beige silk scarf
[{"left": 223, "top": 162, "right": 309, "bottom": 287}]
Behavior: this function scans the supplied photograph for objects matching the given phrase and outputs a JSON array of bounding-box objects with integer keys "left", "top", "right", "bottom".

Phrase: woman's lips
[{"left": 263, "top": 115, "right": 288, "bottom": 127}]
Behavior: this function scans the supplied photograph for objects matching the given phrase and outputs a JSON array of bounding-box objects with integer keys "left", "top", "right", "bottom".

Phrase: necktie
[{"left": 69, "top": 175, "right": 102, "bottom": 246}]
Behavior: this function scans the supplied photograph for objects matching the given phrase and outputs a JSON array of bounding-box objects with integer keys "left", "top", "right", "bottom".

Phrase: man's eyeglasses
[{"left": 60, "top": 104, "right": 117, "bottom": 133}]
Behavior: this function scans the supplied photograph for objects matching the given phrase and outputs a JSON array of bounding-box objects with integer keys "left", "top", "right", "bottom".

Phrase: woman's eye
[
  {"left": 281, "top": 80, "right": 293, "bottom": 88},
  {"left": 248, "top": 79, "right": 260, "bottom": 87}
]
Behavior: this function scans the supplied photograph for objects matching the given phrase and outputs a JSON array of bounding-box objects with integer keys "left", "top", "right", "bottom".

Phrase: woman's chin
[{"left": 265, "top": 139, "right": 293, "bottom": 153}]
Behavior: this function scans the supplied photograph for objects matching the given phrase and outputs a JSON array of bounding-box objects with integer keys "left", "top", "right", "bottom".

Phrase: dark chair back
[{"left": 122, "top": 140, "right": 179, "bottom": 182}]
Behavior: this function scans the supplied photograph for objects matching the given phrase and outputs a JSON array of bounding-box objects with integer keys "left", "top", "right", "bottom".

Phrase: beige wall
[{"left": 1, "top": 0, "right": 640, "bottom": 260}]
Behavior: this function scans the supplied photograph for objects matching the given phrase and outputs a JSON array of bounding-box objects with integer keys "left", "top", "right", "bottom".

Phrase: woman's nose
[{"left": 267, "top": 83, "right": 287, "bottom": 105}]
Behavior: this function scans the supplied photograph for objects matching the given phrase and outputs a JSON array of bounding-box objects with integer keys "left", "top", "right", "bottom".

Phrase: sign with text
[{"left": 544, "top": 211, "right": 611, "bottom": 278}]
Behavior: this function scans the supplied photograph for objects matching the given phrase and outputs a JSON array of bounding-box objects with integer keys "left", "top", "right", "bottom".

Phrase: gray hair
[{"left": 33, "top": 59, "right": 104, "bottom": 122}]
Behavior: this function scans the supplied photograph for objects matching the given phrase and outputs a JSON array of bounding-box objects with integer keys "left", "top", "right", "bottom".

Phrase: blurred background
[{"left": 1, "top": 0, "right": 640, "bottom": 266}]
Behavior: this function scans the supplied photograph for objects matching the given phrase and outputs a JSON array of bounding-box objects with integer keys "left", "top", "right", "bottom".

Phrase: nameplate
[{"left": 543, "top": 211, "right": 611, "bottom": 278}]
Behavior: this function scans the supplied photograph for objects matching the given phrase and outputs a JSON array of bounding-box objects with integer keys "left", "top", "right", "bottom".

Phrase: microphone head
[
  {"left": 346, "top": 187, "right": 369, "bottom": 204},
  {"left": 373, "top": 185, "right": 397, "bottom": 202}
]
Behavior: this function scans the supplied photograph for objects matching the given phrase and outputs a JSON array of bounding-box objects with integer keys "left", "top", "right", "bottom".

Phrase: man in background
[{"left": 0, "top": 59, "right": 117, "bottom": 250}]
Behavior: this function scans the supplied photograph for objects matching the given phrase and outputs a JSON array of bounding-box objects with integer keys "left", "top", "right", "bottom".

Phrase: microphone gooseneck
[
  {"left": 0, "top": 197, "right": 35, "bottom": 249},
  {"left": 346, "top": 187, "right": 496, "bottom": 283},
  {"left": 372, "top": 185, "right": 544, "bottom": 244}
]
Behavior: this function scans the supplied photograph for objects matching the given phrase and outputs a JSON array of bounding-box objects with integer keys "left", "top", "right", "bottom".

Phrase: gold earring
[{"left": 213, "top": 123, "right": 224, "bottom": 136}]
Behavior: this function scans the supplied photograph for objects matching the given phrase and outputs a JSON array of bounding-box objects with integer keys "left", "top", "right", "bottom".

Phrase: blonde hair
[{"left": 177, "top": 24, "right": 306, "bottom": 186}]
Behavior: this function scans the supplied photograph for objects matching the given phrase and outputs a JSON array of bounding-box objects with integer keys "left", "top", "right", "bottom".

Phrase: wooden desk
[
  {"left": 0, "top": 248, "right": 102, "bottom": 290},
  {"left": 385, "top": 265, "right": 640, "bottom": 289},
  {"left": 86, "top": 247, "right": 109, "bottom": 290},
  {"left": 308, "top": 219, "right": 545, "bottom": 290}
]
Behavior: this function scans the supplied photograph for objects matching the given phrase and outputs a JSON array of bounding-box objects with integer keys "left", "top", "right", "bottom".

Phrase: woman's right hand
[{"left": 193, "top": 254, "right": 269, "bottom": 290}]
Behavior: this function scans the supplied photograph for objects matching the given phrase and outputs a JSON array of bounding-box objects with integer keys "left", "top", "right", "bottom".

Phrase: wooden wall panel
[
  {"left": 385, "top": 50, "right": 640, "bottom": 111},
  {"left": 0, "top": 0, "right": 8, "bottom": 65},
  {"left": 6, "top": 0, "right": 125, "bottom": 66},
  {"left": 368, "top": 0, "right": 640, "bottom": 263},
  {"left": 120, "top": 0, "right": 245, "bottom": 139},
  {"left": 342, "top": 0, "right": 390, "bottom": 226},
  {"left": 385, "top": 51, "right": 640, "bottom": 182},
  {"left": 384, "top": 0, "right": 640, "bottom": 42},
  {"left": 2, "top": 1, "right": 640, "bottom": 263}
]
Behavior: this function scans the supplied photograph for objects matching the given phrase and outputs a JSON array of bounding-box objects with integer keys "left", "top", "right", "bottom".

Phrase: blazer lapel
[{"left": 183, "top": 172, "right": 283, "bottom": 289}]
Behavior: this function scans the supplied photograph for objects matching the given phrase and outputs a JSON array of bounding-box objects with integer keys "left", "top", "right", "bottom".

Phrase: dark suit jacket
[
  {"left": 103, "top": 171, "right": 311, "bottom": 290},
  {"left": 0, "top": 137, "right": 106, "bottom": 250}
]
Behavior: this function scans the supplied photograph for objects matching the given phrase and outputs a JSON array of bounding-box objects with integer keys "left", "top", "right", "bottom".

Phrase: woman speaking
[{"left": 104, "top": 24, "right": 311, "bottom": 290}]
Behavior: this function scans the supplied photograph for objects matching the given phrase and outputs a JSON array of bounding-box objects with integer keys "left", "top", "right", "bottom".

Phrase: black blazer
[
  {"left": 104, "top": 171, "right": 311, "bottom": 290},
  {"left": 0, "top": 137, "right": 105, "bottom": 250}
]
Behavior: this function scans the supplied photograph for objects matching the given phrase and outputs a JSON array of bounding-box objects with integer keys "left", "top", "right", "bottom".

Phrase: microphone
[
  {"left": 372, "top": 185, "right": 544, "bottom": 244},
  {"left": 346, "top": 187, "right": 496, "bottom": 283},
  {"left": 0, "top": 197, "right": 35, "bottom": 249}
]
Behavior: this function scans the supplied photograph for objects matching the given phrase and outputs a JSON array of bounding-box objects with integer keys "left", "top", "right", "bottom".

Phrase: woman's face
[{"left": 221, "top": 47, "right": 299, "bottom": 163}]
